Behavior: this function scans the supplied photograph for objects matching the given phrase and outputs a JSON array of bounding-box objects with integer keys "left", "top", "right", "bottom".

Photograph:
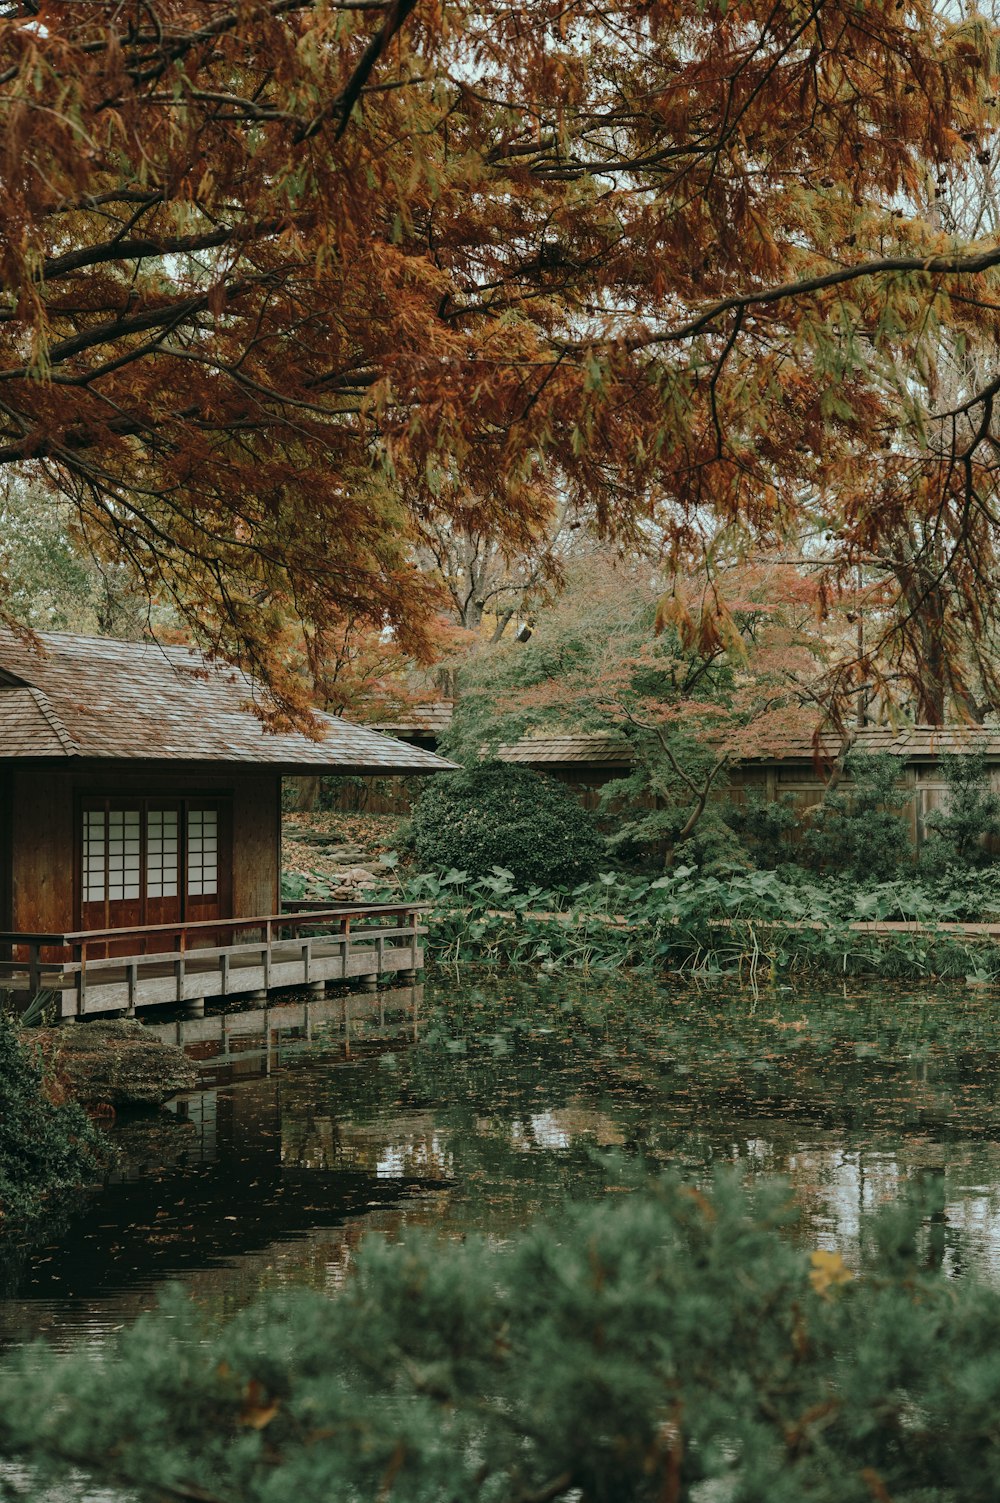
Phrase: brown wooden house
[{"left": 0, "top": 630, "right": 453, "bottom": 1017}]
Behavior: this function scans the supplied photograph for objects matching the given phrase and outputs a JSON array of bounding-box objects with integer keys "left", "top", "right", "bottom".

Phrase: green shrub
[
  {"left": 920, "top": 754, "right": 1000, "bottom": 872},
  {"left": 725, "top": 790, "right": 799, "bottom": 868},
  {"left": 5, "top": 1172, "right": 1000, "bottom": 1503},
  {"left": 410, "top": 763, "right": 604, "bottom": 888},
  {"left": 601, "top": 799, "right": 748, "bottom": 874},
  {"left": 0, "top": 1012, "right": 109, "bottom": 1225},
  {"left": 800, "top": 753, "right": 912, "bottom": 880}
]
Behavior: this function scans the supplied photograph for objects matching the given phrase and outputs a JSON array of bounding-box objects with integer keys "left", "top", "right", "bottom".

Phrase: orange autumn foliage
[{"left": 1, "top": 2, "right": 999, "bottom": 715}]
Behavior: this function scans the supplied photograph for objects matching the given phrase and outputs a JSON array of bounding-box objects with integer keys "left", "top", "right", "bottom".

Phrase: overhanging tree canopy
[{"left": 1, "top": 0, "right": 998, "bottom": 716}]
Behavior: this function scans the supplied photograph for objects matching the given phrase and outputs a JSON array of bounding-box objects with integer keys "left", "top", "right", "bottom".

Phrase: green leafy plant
[
  {"left": 725, "top": 790, "right": 800, "bottom": 869},
  {"left": 800, "top": 754, "right": 912, "bottom": 881},
  {"left": 0, "top": 1012, "right": 110, "bottom": 1226},
  {"left": 410, "top": 763, "right": 605, "bottom": 889}
]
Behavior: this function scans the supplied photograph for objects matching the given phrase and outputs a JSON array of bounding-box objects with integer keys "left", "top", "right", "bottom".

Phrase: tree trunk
[{"left": 293, "top": 774, "right": 322, "bottom": 812}]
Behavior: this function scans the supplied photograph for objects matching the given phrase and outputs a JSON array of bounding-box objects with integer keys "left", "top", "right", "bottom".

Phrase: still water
[{"left": 5, "top": 972, "right": 1000, "bottom": 1349}]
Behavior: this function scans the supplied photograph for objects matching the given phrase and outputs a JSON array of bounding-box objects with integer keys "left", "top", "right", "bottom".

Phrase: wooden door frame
[{"left": 74, "top": 790, "right": 234, "bottom": 931}]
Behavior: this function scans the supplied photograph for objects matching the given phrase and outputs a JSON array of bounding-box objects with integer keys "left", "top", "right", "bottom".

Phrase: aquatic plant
[{"left": 284, "top": 855, "right": 1000, "bottom": 981}]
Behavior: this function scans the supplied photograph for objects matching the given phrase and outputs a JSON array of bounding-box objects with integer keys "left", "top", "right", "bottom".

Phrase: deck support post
[
  {"left": 184, "top": 997, "right": 205, "bottom": 1018},
  {"left": 359, "top": 974, "right": 378, "bottom": 993},
  {"left": 308, "top": 979, "right": 326, "bottom": 998},
  {"left": 27, "top": 944, "right": 40, "bottom": 999}
]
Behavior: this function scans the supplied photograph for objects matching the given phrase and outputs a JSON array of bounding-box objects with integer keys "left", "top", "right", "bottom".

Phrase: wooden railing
[{"left": 0, "top": 903, "right": 427, "bottom": 1016}]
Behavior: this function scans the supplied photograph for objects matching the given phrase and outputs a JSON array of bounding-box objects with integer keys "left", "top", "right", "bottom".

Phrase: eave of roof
[
  {"left": 0, "top": 685, "right": 81, "bottom": 758},
  {"left": 0, "top": 630, "right": 456, "bottom": 773},
  {"left": 492, "top": 724, "right": 1000, "bottom": 770},
  {"left": 745, "top": 725, "right": 1000, "bottom": 763},
  {"left": 497, "top": 734, "right": 634, "bottom": 765}
]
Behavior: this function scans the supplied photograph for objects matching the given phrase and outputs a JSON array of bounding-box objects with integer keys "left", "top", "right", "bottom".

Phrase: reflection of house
[{"left": 0, "top": 630, "right": 452, "bottom": 1014}]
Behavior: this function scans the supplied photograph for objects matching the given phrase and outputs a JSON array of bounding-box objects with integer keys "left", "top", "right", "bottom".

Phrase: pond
[{"left": 5, "top": 970, "right": 1000, "bottom": 1351}]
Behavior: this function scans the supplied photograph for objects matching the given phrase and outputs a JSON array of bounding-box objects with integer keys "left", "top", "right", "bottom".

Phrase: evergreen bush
[
  {"left": 920, "top": 754, "right": 1000, "bottom": 872},
  {"left": 4, "top": 1173, "right": 1000, "bottom": 1502},
  {"left": 0, "top": 1012, "right": 109, "bottom": 1225},
  {"left": 410, "top": 763, "right": 604, "bottom": 888},
  {"left": 725, "top": 790, "right": 799, "bottom": 869},
  {"left": 800, "top": 753, "right": 912, "bottom": 880}
]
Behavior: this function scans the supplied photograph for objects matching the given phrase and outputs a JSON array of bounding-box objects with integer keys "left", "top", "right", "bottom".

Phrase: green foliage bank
[
  {"left": 1, "top": 1173, "right": 998, "bottom": 1502},
  {"left": 312, "top": 863, "right": 1000, "bottom": 981},
  {"left": 0, "top": 1013, "right": 108, "bottom": 1226}
]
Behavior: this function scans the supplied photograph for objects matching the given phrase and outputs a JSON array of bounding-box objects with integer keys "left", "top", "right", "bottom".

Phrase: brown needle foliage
[{"left": 1, "top": 1, "right": 999, "bottom": 717}]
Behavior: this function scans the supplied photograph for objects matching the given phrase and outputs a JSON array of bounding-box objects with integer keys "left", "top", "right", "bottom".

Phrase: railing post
[
  {"left": 174, "top": 931, "right": 185, "bottom": 1003},
  {"left": 28, "top": 943, "right": 40, "bottom": 999},
  {"left": 78, "top": 941, "right": 87, "bottom": 1017}
]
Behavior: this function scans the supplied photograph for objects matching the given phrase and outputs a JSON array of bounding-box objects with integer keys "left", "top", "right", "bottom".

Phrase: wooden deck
[{"left": 0, "top": 903, "right": 426, "bottom": 1019}]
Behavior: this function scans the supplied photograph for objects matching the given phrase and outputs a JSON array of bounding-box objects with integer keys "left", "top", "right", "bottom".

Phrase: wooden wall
[
  {"left": 7, "top": 765, "right": 281, "bottom": 933},
  {"left": 725, "top": 762, "right": 989, "bottom": 854},
  {"left": 322, "top": 767, "right": 630, "bottom": 816},
  {"left": 0, "top": 771, "right": 11, "bottom": 933},
  {"left": 303, "top": 759, "right": 997, "bottom": 859},
  {"left": 232, "top": 772, "right": 281, "bottom": 915},
  {"left": 10, "top": 766, "right": 74, "bottom": 932}
]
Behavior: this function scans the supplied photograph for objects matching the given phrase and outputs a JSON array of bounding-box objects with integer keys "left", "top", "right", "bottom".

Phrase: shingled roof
[
  {"left": 494, "top": 724, "right": 1000, "bottom": 769},
  {"left": 744, "top": 725, "right": 1000, "bottom": 762},
  {"left": 372, "top": 700, "right": 455, "bottom": 737},
  {"left": 0, "top": 630, "right": 455, "bottom": 773},
  {"left": 497, "top": 734, "right": 634, "bottom": 766}
]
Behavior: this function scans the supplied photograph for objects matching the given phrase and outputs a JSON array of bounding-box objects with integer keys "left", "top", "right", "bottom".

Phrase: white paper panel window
[
  {"left": 82, "top": 810, "right": 106, "bottom": 902},
  {"left": 107, "top": 809, "right": 141, "bottom": 901},
  {"left": 83, "top": 808, "right": 140, "bottom": 902},
  {"left": 147, "top": 809, "right": 179, "bottom": 900},
  {"left": 187, "top": 808, "right": 218, "bottom": 898}
]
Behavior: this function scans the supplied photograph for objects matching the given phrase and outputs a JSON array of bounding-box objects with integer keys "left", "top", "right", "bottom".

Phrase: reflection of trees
[
  {"left": 281, "top": 1111, "right": 342, "bottom": 1171},
  {"left": 14, "top": 974, "right": 1000, "bottom": 1345},
  {"left": 393, "top": 975, "right": 1000, "bottom": 1265}
]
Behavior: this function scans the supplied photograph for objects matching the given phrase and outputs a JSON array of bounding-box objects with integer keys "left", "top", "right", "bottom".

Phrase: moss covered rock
[{"left": 30, "top": 1020, "right": 196, "bottom": 1108}]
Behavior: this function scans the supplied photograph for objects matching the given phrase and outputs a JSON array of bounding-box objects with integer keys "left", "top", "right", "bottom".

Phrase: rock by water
[{"left": 26, "top": 1020, "right": 196, "bottom": 1108}]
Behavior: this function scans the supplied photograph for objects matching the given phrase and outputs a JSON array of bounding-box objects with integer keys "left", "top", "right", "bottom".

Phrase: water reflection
[{"left": 7, "top": 975, "right": 1000, "bottom": 1349}]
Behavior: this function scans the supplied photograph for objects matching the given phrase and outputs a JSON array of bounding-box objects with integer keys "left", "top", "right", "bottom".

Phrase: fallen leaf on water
[{"left": 809, "top": 1249, "right": 853, "bottom": 1296}]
